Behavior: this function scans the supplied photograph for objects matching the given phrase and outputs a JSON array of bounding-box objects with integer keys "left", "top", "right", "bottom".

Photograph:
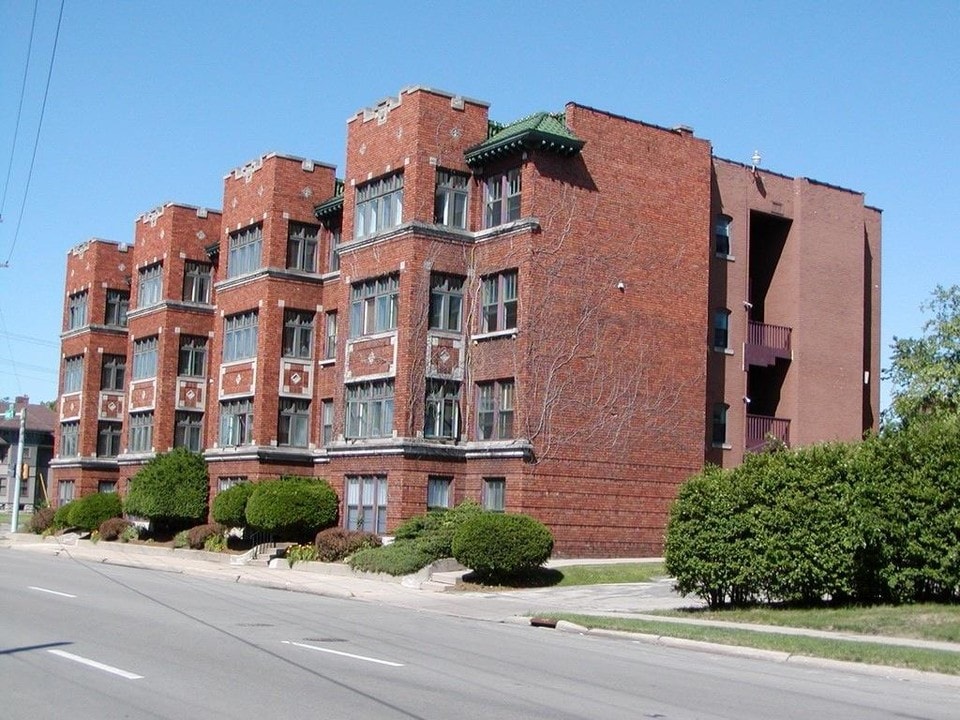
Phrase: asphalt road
[{"left": 1, "top": 550, "right": 955, "bottom": 720}]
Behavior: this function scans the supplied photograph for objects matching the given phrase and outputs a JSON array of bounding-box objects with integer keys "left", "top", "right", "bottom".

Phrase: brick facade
[{"left": 49, "top": 86, "right": 881, "bottom": 556}]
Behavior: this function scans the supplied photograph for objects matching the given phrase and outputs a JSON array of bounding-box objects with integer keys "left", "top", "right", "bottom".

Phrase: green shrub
[
  {"left": 245, "top": 477, "right": 338, "bottom": 542},
  {"left": 99, "top": 516, "right": 132, "bottom": 541},
  {"left": 69, "top": 492, "right": 123, "bottom": 532},
  {"left": 393, "top": 500, "right": 483, "bottom": 560},
  {"left": 285, "top": 543, "right": 319, "bottom": 567},
  {"left": 314, "top": 527, "right": 381, "bottom": 562},
  {"left": 211, "top": 482, "right": 254, "bottom": 528},
  {"left": 123, "top": 448, "right": 209, "bottom": 531},
  {"left": 452, "top": 513, "right": 553, "bottom": 582},
  {"left": 186, "top": 523, "right": 225, "bottom": 550},
  {"left": 204, "top": 532, "right": 227, "bottom": 552},
  {"left": 53, "top": 501, "right": 75, "bottom": 529},
  {"left": 120, "top": 524, "right": 140, "bottom": 543},
  {"left": 173, "top": 529, "right": 190, "bottom": 549},
  {"left": 29, "top": 507, "right": 55, "bottom": 534},
  {"left": 348, "top": 540, "right": 436, "bottom": 576}
]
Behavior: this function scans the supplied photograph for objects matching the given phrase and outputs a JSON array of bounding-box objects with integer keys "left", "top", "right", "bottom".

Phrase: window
[
  {"left": 129, "top": 411, "right": 154, "bottom": 452},
  {"left": 60, "top": 422, "right": 79, "bottom": 457},
  {"left": 712, "top": 403, "right": 729, "bottom": 446},
  {"left": 220, "top": 398, "right": 254, "bottom": 446},
  {"left": 132, "top": 337, "right": 158, "bottom": 380},
  {"left": 345, "top": 475, "right": 388, "bottom": 534},
  {"left": 477, "top": 379, "right": 515, "bottom": 440},
  {"left": 484, "top": 169, "right": 521, "bottom": 227},
  {"left": 324, "top": 312, "right": 337, "bottom": 360},
  {"left": 278, "top": 399, "right": 310, "bottom": 447},
  {"left": 355, "top": 173, "right": 403, "bottom": 239},
  {"left": 174, "top": 411, "right": 203, "bottom": 452},
  {"left": 424, "top": 380, "right": 460, "bottom": 439},
  {"left": 98, "top": 480, "right": 118, "bottom": 494},
  {"left": 321, "top": 399, "right": 334, "bottom": 445},
  {"left": 350, "top": 274, "right": 399, "bottom": 337},
  {"left": 429, "top": 274, "right": 464, "bottom": 332},
  {"left": 427, "top": 476, "right": 452, "bottom": 510},
  {"left": 182, "top": 261, "right": 212, "bottom": 303},
  {"left": 483, "top": 477, "right": 506, "bottom": 512},
  {"left": 223, "top": 311, "right": 258, "bottom": 362},
  {"left": 345, "top": 380, "right": 394, "bottom": 439},
  {"left": 63, "top": 356, "right": 83, "bottom": 393},
  {"left": 97, "top": 421, "right": 122, "bottom": 457},
  {"left": 178, "top": 336, "right": 207, "bottom": 377},
  {"left": 287, "top": 222, "right": 319, "bottom": 272},
  {"left": 481, "top": 270, "right": 518, "bottom": 333},
  {"left": 67, "top": 291, "right": 88, "bottom": 330},
  {"left": 58, "top": 479, "right": 75, "bottom": 504},
  {"left": 105, "top": 290, "right": 129, "bottom": 326},
  {"left": 101, "top": 355, "right": 126, "bottom": 391},
  {"left": 328, "top": 227, "right": 341, "bottom": 273},
  {"left": 218, "top": 476, "right": 247, "bottom": 492},
  {"left": 138, "top": 263, "right": 163, "bottom": 307},
  {"left": 227, "top": 224, "right": 263, "bottom": 278},
  {"left": 714, "top": 309, "right": 730, "bottom": 349},
  {"left": 282, "top": 310, "right": 314, "bottom": 359},
  {"left": 435, "top": 170, "right": 468, "bottom": 229},
  {"left": 715, "top": 215, "right": 732, "bottom": 256}
]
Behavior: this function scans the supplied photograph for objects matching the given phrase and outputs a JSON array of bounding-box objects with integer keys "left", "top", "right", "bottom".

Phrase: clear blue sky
[{"left": 1, "top": 1, "right": 957, "bottom": 409}]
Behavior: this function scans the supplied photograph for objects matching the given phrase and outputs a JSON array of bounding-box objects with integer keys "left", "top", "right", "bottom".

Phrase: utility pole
[{"left": 10, "top": 400, "right": 27, "bottom": 533}]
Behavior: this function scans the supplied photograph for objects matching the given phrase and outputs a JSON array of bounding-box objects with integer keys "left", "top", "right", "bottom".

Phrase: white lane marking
[
  {"left": 29, "top": 586, "right": 77, "bottom": 598},
  {"left": 283, "top": 640, "right": 404, "bottom": 667},
  {"left": 47, "top": 649, "right": 144, "bottom": 680}
]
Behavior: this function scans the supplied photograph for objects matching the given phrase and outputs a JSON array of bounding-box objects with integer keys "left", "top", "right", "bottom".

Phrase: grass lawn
[{"left": 543, "top": 613, "right": 960, "bottom": 675}]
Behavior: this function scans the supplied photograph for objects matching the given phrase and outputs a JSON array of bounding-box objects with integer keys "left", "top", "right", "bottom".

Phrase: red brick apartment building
[{"left": 50, "top": 86, "right": 880, "bottom": 556}]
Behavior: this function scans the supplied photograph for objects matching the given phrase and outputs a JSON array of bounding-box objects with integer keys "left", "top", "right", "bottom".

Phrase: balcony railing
[
  {"left": 745, "top": 321, "right": 792, "bottom": 367},
  {"left": 746, "top": 414, "right": 790, "bottom": 452}
]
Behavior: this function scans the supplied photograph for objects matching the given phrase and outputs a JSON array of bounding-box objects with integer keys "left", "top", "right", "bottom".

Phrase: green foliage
[
  {"left": 211, "top": 482, "right": 254, "bottom": 528},
  {"left": 285, "top": 543, "right": 319, "bottom": 567},
  {"left": 68, "top": 492, "right": 123, "bottom": 532},
  {"left": 348, "top": 540, "right": 436, "bottom": 576},
  {"left": 666, "top": 414, "right": 960, "bottom": 608},
  {"left": 98, "top": 516, "right": 132, "bottom": 541},
  {"left": 186, "top": 523, "right": 225, "bottom": 550},
  {"left": 203, "top": 532, "right": 227, "bottom": 552},
  {"left": 884, "top": 284, "right": 960, "bottom": 426},
  {"left": 173, "top": 529, "right": 190, "bottom": 549},
  {"left": 452, "top": 513, "right": 554, "bottom": 582},
  {"left": 53, "top": 501, "right": 74, "bottom": 529},
  {"left": 244, "top": 477, "right": 338, "bottom": 542},
  {"left": 392, "top": 500, "right": 484, "bottom": 559},
  {"left": 120, "top": 524, "right": 140, "bottom": 543},
  {"left": 314, "top": 527, "right": 381, "bottom": 562},
  {"left": 123, "top": 448, "right": 209, "bottom": 530},
  {"left": 28, "top": 507, "right": 55, "bottom": 534}
]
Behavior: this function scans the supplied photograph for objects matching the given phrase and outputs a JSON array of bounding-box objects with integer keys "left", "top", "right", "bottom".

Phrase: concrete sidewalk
[{"left": 4, "top": 528, "right": 960, "bottom": 684}]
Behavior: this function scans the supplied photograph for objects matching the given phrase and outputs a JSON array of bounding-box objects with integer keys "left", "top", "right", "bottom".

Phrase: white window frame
[
  {"left": 223, "top": 311, "right": 258, "bottom": 362},
  {"left": 227, "top": 224, "right": 263, "bottom": 279},
  {"left": 345, "top": 380, "right": 394, "bottom": 439},
  {"left": 355, "top": 173, "right": 403, "bottom": 239},
  {"left": 484, "top": 168, "right": 521, "bottom": 228},
  {"left": 346, "top": 475, "right": 388, "bottom": 534},
  {"left": 138, "top": 263, "right": 163, "bottom": 308}
]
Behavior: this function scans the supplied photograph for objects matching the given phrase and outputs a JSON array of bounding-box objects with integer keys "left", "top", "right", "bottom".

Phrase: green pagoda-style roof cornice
[
  {"left": 314, "top": 178, "right": 345, "bottom": 224},
  {"left": 464, "top": 112, "right": 584, "bottom": 168}
]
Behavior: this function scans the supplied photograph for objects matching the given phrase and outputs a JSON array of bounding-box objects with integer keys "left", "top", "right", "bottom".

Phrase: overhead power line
[
  {"left": 3, "top": 0, "right": 65, "bottom": 266},
  {"left": 0, "top": 0, "right": 39, "bottom": 225}
]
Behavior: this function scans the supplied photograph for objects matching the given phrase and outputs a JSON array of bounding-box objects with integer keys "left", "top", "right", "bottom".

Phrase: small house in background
[{"left": 0, "top": 396, "right": 56, "bottom": 510}]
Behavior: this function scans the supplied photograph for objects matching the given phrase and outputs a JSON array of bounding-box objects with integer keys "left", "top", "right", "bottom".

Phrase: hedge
[
  {"left": 244, "top": 477, "right": 338, "bottom": 542},
  {"left": 212, "top": 482, "right": 254, "bottom": 528},
  {"left": 123, "top": 448, "right": 209, "bottom": 530},
  {"left": 452, "top": 512, "right": 553, "bottom": 582}
]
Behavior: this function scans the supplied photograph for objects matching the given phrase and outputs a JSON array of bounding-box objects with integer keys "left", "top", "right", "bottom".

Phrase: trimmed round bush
[
  {"left": 53, "top": 501, "right": 75, "bottom": 529},
  {"left": 314, "top": 527, "right": 381, "bottom": 562},
  {"left": 452, "top": 513, "right": 554, "bottom": 582},
  {"left": 186, "top": 522, "right": 225, "bottom": 550},
  {"left": 29, "top": 507, "right": 55, "bottom": 534},
  {"left": 123, "top": 448, "right": 209, "bottom": 531},
  {"left": 69, "top": 492, "right": 123, "bottom": 532},
  {"left": 212, "top": 482, "right": 254, "bottom": 528},
  {"left": 99, "top": 516, "right": 132, "bottom": 541},
  {"left": 245, "top": 477, "right": 338, "bottom": 542}
]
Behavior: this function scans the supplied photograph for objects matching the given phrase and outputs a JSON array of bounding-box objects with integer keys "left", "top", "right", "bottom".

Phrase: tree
[
  {"left": 884, "top": 285, "right": 960, "bottom": 425},
  {"left": 123, "top": 448, "right": 209, "bottom": 531}
]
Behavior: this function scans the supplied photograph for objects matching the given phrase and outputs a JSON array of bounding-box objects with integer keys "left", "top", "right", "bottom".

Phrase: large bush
[
  {"left": 123, "top": 448, "right": 209, "bottom": 531},
  {"left": 452, "top": 513, "right": 553, "bottom": 582},
  {"left": 665, "top": 414, "right": 960, "bottom": 608},
  {"left": 211, "top": 482, "right": 254, "bottom": 528},
  {"left": 244, "top": 477, "right": 338, "bottom": 542},
  {"left": 349, "top": 541, "right": 436, "bottom": 576},
  {"left": 69, "top": 492, "right": 123, "bottom": 532},
  {"left": 53, "top": 501, "right": 74, "bottom": 529},
  {"left": 393, "top": 500, "right": 483, "bottom": 559}
]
